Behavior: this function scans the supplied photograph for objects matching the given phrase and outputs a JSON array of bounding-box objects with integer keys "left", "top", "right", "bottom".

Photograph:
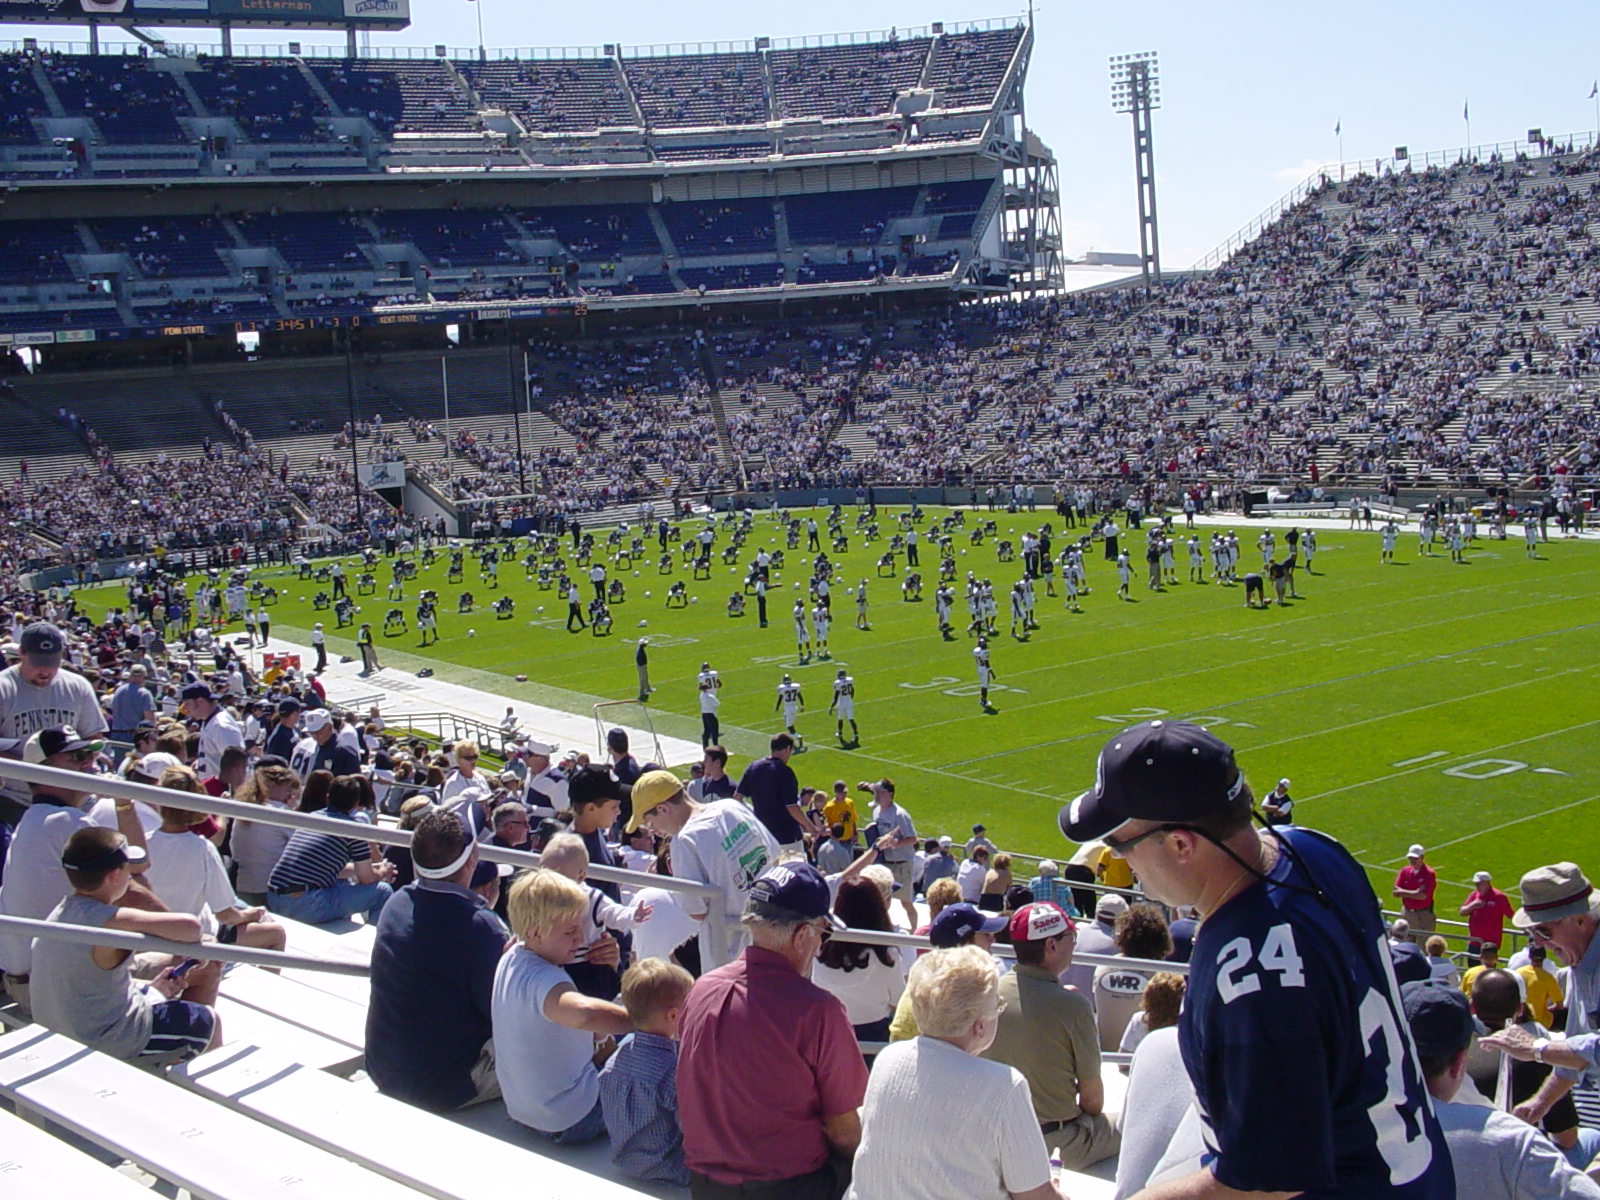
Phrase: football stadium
[{"left": 0, "top": 1, "right": 1598, "bottom": 1196}]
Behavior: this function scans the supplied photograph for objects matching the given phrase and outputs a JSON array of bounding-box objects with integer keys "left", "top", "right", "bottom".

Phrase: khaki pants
[
  {"left": 460, "top": 1040, "right": 501, "bottom": 1108},
  {"left": 1045, "top": 1111, "right": 1121, "bottom": 1172},
  {"left": 1407, "top": 908, "right": 1436, "bottom": 940}
]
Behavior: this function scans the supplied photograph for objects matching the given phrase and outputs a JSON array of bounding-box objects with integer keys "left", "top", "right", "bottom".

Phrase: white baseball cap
[{"left": 1406, "top": 844, "right": 1425, "bottom": 858}]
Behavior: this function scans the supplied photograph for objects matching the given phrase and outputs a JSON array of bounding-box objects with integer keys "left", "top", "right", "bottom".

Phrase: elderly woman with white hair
[{"left": 847, "top": 945, "right": 1067, "bottom": 1200}]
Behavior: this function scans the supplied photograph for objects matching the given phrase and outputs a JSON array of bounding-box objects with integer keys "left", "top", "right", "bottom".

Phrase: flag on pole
[
  {"left": 1590, "top": 81, "right": 1597, "bottom": 99},
  {"left": 1334, "top": 119, "right": 1341, "bottom": 136},
  {"left": 1463, "top": 100, "right": 1469, "bottom": 121}
]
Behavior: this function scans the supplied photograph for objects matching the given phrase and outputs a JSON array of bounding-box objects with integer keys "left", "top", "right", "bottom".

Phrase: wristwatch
[{"left": 1533, "top": 1037, "right": 1550, "bottom": 1064}]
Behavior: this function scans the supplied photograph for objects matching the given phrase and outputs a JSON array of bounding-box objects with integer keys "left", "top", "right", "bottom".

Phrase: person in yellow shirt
[
  {"left": 1459, "top": 942, "right": 1499, "bottom": 997},
  {"left": 1091, "top": 841, "right": 1135, "bottom": 892},
  {"left": 822, "top": 780, "right": 858, "bottom": 846},
  {"left": 1517, "top": 944, "right": 1564, "bottom": 1028}
]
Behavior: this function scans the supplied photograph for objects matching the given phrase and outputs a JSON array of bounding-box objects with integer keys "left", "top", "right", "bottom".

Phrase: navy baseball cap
[
  {"left": 747, "top": 862, "right": 844, "bottom": 927},
  {"left": 19, "top": 622, "right": 65, "bottom": 664},
  {"left": 1061, "top": 720, "right": 1244, "bottom": 843},
  {"left": 1401, "top": 978, "right": 1473, "bottom": 1060},
  {"left": 180, "top": 683, "right": 216, "bottom": 703},
  {"left": 928, "top": 902, "right": 1006, "bottom": 948},
  {"left": 277, "top": 697, "right": 303, "bottom": 715}
]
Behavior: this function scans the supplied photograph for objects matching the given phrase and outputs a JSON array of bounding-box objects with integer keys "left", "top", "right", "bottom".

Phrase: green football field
[{"left": 77, "top": 506, "right": 1600, "bottom": 914}]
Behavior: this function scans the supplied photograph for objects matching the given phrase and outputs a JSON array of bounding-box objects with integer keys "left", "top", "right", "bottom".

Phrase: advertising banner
[{"left": 358, "top": 461, "right": 406, "bottom": 488}]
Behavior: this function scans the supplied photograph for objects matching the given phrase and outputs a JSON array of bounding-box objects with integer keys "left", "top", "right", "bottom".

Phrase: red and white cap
[{"left": 1008, "top": 901, "right": 1073, "bottom": 944}]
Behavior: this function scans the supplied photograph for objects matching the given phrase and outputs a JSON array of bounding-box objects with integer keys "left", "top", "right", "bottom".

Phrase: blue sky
[{"left": 10, "top": 0, "right": 1600, "bottom": 267}]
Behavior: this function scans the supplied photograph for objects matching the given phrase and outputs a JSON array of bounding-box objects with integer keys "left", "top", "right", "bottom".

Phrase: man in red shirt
[
  {"left": 1392, "top": 843, "right": 1437, "bottom": 940},
  {"left": 1459, "top": 869, "right": 1515, "bottom": 952},
  {"left": 676, "top": 861, "right": 867, "bottom": 1200}
]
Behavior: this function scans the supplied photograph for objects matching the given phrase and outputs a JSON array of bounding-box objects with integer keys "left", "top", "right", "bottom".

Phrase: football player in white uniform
[
  {"left": 811, "top": 601, "right": 831, "bottom": 659},
  {"left": 974, "top": 639, "right": 996, "bottom": 710},
  {"left": 829, "top": 668, "right": 858, "bottom": 745},
  {"left": 855, "top": 578, "right": 870, "bottom": 630},
  {"left": 793, "top": 598, "right": 811, "bottom": 662},
  {"left": 775, "top": 674, "right": 805, "bottom": 748}
]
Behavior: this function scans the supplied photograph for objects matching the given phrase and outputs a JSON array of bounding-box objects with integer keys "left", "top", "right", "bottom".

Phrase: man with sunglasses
[
  {"left": 1503, "top": 862, "right": 1600, "bottom": 1135},
  {"left": 0, "top": 726, "right": 151, "bottom": 1017},
  {"left": 982, "top": 901, "right": 1119, "bottom": 1172},
  {"left": 1061, "top": 720, "right": 1452, "bottom": 1200},
  {"left": 0, "top": 622, "right": 108, "bottom": 826}
]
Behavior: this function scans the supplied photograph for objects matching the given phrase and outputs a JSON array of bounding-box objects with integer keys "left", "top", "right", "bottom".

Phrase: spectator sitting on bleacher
[
  {"left": 1469, "top": 966, "right": 1600, "bottom": 1174},
  {"left": 956, "top": 843, "right": 988, "bottom": 903},
  {"left": 537, "top": 832, "right": 653, "bottom": 1001},
  {"left": 848, "top": 944, "right": 1069, "bottom": 1200},
  {"left": 145, "top": 764, "right": 285, "bottom": 954},
  {"left": 367, "top": 807, "right": 508, "bottom": 1113},
  {"left": 229, "top": 756, "right": 301, "bottom": 906},
  {"left": 890, "top": 901, "right": 1007, "bottom": 1041},
  {"left": 264, "top": 774, "right": 395, "bottom": 925},
  {"left": 1424, "top": 934, "right": 1462, "bottom": 988},
  {"left": 31, "top": 826, "right": 220, "bottom": 1064},
  {"left": 983, "top": 902, "right": 1120, "bottom": 1172},
  {"left": 493, "top": 868, "right": 635, "bottom": 1144},
  {"left": 1404, "top": 978, "right": 1600, "bottom": 1199},
  {"left": 1025, "top": 857, "right": 1078, "bottom": 916},
  {"left": 598, "top": 957, "right": 695, "bottom": 1190},
  {"left": 1093, "top": 902, "right": 1174, "bottom": 1052},
  {"left": 0, "top": 725, "right": 153, "bottom": 1017},
  {"left": 1061, "top": 892, "right": 1126, "bottom": 998}
]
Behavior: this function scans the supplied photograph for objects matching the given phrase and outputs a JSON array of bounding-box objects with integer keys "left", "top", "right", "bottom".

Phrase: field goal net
[{"left": 593, "top": 699, "right": 666, "bottom": 767}]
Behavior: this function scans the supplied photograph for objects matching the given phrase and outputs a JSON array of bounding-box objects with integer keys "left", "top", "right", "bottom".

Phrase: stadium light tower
[{"left": 1109, "top": 51, "right": 1162, "bottom": 290}]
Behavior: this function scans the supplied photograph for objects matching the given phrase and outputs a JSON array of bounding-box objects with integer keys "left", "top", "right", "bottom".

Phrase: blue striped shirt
[
  {"left": 267, "top": 810, "right": 371, "bottom": 893},
  {"left": 598, "top": 1031, "right": 688, "bottom": 1187}
]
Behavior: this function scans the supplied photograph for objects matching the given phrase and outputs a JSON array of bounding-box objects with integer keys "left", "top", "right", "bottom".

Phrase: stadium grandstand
[{"left": 4, "top": 8, "right": 1600, "bottom": 1200}]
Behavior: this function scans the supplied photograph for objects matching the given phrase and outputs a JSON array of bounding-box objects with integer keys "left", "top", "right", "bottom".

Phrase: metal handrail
[
  {"left": 0, "top": 914, "right": 369, "bottom": 977},
  {"left": 0, "top": 760, "right": 730, "bottom": 968}
]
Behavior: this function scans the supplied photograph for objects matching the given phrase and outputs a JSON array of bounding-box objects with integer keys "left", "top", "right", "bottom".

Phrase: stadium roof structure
[{"left": 0, "top": 17, "right": 1061, "bottom": 351}]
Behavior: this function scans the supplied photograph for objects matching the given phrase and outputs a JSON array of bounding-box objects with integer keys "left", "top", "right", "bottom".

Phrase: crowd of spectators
[{"left": 2, "top": 549, "right": 1600, "bottom": 1198}]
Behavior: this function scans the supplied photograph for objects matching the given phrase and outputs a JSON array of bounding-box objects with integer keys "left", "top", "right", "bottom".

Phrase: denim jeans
[
  {"left": 547, "top": 1097, "right": 606, "bottom": 1145},
  {"left": 266, "top": 880, "right": 392, "bottom": 925}
]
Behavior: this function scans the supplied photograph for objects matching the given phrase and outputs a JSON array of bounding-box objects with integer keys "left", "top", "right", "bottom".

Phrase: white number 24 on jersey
[{"left": 1214, "top": 924, "right": 1306, "bottom": 1003}]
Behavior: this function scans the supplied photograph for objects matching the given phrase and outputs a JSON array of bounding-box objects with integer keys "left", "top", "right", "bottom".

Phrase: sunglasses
[
  {"left": 65, "top": 748, "right": 99, "bottom": 763},
  {"left": 1528, "top": 919, "right": 1565, "bottom": 942},
  {"left": 458, "top": 754, "right": 478, "bottom": 762},
  {"left": 1103, "top": 822, "right": 1195, "bottom": 857}
]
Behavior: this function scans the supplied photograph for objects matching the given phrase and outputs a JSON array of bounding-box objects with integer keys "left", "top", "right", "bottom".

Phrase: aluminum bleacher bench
[
  {"left": 0, "top": 1026, "right": 418, "bottom": 1200},
  {"left": 175, "top": 1041, "right": 665, "bottom": 1199},
  {"left": 219, "top": 963, "right": 369, "bottom": 1052},
  {"left": 0, "top": 1104, "right": 158, "bottom": 1200},
  {"left": 211, "top": 994, "right": 363, "bottom": 1075}
]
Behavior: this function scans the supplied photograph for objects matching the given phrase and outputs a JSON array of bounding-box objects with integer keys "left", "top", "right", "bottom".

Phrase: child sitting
[
  {"left": 31, "top": 827, "right": 220, "bottom": 1064},
  {"left": 537, "top": 832, "right": 653, "bottom": 999},
  {"left": 492, "top": 869, "right": 636, "bottom": 1143},
  {"left": 599, "top": 958, "right": 694, "bottom": 1188}
]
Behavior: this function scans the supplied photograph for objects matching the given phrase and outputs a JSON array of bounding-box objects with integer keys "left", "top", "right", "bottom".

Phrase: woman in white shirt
[
  {"left": 440, "top": 740, "right": 492, "bottom": 834},
  {"left": 848, "top": 945, "right": 1065, "bottom": 1200},
  {"left": 230, "top": 759, "right": 302, "bottom": 905},
  {"left": 810, "top": 877, "right": 904, "bottom": 1043}
]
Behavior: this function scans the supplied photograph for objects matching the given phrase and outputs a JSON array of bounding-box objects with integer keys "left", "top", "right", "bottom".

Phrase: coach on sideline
[{"left": 1061, "top": 720, "right": 1453, "bottom": 1199}]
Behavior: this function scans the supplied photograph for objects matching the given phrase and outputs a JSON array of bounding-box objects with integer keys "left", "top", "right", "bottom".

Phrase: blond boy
[{"left": 600, "top": 958, "right": 694, "bottom": 1187}]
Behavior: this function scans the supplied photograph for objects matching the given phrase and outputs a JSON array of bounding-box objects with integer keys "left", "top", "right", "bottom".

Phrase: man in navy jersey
[{"left": 1061, "top": 720, "right": 1452, "bottom": 1200}]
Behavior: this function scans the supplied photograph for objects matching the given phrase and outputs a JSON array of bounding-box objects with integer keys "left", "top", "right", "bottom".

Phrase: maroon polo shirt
[{"left": 677, "top": 945, "right": 868, "bottom": 1185}]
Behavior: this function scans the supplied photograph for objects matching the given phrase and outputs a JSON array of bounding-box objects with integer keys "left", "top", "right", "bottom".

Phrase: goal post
[{"left": 593, "top": 699, "right": 666, "bottom": 767}]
